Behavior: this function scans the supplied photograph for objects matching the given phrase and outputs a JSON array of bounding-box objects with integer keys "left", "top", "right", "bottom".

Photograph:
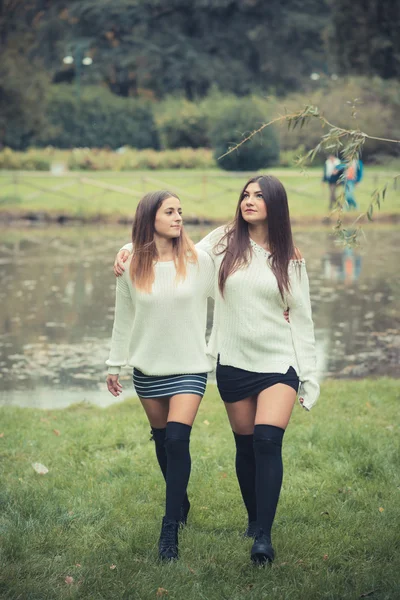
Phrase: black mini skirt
[{"left": 216, "top": 360, "right": 299, "bottom": 403}]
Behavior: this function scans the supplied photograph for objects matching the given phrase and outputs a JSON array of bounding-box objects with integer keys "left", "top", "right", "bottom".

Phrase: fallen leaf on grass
[
  {"left": 32, "top": 462, "right": 49, "bottom": 475},
  {"left": 75, "top": 563, "right": 81, "bottom": 567},
  {"left": 378, "top": 507, "right": 384, "bottom": 513},
  {"left": 53, "top": 429, "right": 61, "bottom": 436},
  {"left": 156, "top": 588, "right": 168, "bottom": 597},
  {"left": 203, "top": 420, "right": 210, "bottom": 425},
  {"left": 365, "top": 402, "right": 372, "bottom": 408},
  {"left": 320, "top": 511, "right": 329, "bottom": 516},
  {"left": 323, "top": 554, "right": 329, "bottom": 561},
  {"left": 110, "top": 564, "right": 116, "bottom": 570},
  {"left": 360, "top": 591, "right": 377, "bottom": 598},
  {"left": 65, "top": 576, "right": 74, "bottom": 584},
  {"left": 187, "top": 566, "right": 196, "bottom": 574},
  {"left": 0, "top": 432, "right": 4, "bottom": 438},
  {"left": 220, "top": 472, "right": 227, "bottom": 479}
]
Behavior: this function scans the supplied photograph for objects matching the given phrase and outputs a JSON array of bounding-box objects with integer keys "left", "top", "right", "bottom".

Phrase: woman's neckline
[
  {"left": 249, "top": 238, "right": 271, "bottom": 256},
  {"left": 249, "top": 238, "right": 306, "bottom": 265},
  {"left": 154, "top": 259, "right": 174, "bottom": 265}
]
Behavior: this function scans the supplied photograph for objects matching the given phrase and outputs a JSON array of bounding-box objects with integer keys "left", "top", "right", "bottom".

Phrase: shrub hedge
[
  {"left": 0, "top": 147, "right": 215, "bottom": 171},
  {"left": 33, "top": 86, "right": 159, "bottom": 150},
  {"left": 1, "top": 77, "right": 399, "bottom": 167},
  {"left": 209, "top": 96, "right": 280, "bottom": 171}
]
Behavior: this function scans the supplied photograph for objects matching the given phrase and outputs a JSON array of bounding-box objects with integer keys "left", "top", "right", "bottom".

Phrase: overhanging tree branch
[{"left": 218, "top": 105, "right": 400, "bottom": 243}]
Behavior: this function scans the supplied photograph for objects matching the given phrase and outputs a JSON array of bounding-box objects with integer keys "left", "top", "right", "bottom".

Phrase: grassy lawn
[
  {"left": 0, "top": 167, "right": 399, "bottom": 222},
  {"left": 0, "top": 379, "right": 399, "bottom": 599}
]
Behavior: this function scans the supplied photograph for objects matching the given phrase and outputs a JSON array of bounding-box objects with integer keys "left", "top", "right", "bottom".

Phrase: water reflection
[
  {"left": 323, "top": 247, "right": 362, "bottom": 284},
  {"left": 0, "top": 226, "right": 399, "bottom": 407}
]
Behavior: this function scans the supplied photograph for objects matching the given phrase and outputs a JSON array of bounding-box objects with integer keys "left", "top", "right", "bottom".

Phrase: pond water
[{"left": 0, "top": 225, "right": 399, "bottom": 408}]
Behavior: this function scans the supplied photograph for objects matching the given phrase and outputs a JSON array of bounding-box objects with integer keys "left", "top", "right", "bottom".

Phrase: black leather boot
[
  {"left": 158, "top": 517, "right": 179, "bottom": 561},
  {"left": 250, "top": 529, "right": 275, "bottom": 565}
]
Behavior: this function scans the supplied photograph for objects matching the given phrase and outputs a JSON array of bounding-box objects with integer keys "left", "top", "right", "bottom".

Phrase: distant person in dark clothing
[{"left": 322, "top": 155, "right": 343, "bottom": 209}]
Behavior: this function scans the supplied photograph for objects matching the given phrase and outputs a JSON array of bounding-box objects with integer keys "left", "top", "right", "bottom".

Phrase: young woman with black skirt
[
  {"left": 106, "top": 190, "right": 214, "bottom": 561},
  {"left": 114, "top": 175, "right": 319, "bottom": 565}
]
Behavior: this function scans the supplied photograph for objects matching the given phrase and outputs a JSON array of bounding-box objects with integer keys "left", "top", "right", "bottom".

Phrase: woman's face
[
  {"left": 154, "top": 196, "right": 183, "bottom": 239},
  {"left": 240, "top": 182, "right": 267, "bottom": 224}
]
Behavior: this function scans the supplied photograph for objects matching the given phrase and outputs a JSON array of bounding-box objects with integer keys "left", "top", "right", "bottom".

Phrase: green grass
[
  {"left": 1, "top": 380, "right": 399, "bottom": 599},
  {"left": 0, "top": 167, "right": 399, "bottom": 222}
]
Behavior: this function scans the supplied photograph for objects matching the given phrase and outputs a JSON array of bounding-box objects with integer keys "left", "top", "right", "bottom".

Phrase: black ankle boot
[
  {"left": 243, "top": 520, "right": 257, "bottom": 538},
  {"left": 251, "top": 529, "right": 275, "bottom": 565},
  {"left": 158, "top": 517, "right": 179, "bottom": 561},
  {"left": 179, "top": 498, "right": 191, "bottom": 528}
]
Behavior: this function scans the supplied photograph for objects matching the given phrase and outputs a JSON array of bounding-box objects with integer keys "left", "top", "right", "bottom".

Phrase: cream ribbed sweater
[
  {"left": 196, "top": 227, "right": 320, "bottom": 410},
  {"left": 106, "top": 249, "right": 214, "bottom": 376}
]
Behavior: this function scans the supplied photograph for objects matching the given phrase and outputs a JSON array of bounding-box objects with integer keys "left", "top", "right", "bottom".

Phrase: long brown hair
[
  {"left": 217, "top": 175, "right": 295, "bottom": 298},
  {"left": 130, "top": 190, "right": 197, "bottom": 292}
]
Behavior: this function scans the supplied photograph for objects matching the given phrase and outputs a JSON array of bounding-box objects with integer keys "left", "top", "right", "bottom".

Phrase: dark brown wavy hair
[
  {"left": 217, "top": 175, "right": 295, "bottom": 298},
  {"left": 130, "top": 190, "right": 197, "bottom": 292}
]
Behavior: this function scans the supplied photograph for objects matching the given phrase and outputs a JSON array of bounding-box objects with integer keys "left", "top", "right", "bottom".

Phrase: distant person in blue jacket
[
  {"left": 342, "top": 158, "right": 363, "bottom": 210},
  {"left": 322, "top": 155, "right": 343, "bottom": 209}
]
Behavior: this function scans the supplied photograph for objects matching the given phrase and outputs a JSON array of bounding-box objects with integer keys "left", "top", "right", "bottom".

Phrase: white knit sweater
[
  {"left": 106, "top": 249, "right": 215, "bottom": 376},
  {"left": 196, "top": 227, "right": 320, "bottom": 410}
]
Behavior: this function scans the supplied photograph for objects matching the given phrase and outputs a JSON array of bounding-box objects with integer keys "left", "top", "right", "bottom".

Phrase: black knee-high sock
[
  {"left": 151, "top": 427, "right": 168, "bottom": 479},
  {"left": 253, "top": 424, "right": 285, "bottom": 541},
  {"left": 233, "top": 432, "right": 257, "bottom": 523},
  {"left": 165, "top": 421, "right": 192, "bottom": 522},
  {"left": 151, "top": 427, "right": 190, "bottom": 514}
]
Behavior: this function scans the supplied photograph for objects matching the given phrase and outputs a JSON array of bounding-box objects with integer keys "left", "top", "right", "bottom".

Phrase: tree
[
  {"left": 25, "top": 0, "right": 332, "bottom": 99},
  {"left": 331, "top": 0, "right": 400, "bottom": 79},
  {"left": 0, "top": 0, "right": 50, "bottom": 149}
]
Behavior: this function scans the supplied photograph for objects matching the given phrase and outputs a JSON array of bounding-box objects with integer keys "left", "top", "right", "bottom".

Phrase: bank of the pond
[
  {"left": 1, "top": 380, "right": 399, "bottom": 600},
  {"left": 1, "top": 167, "right": 399, "bottom": 225},
  {"left": 1, "top": 210, "right": 400, "bottom": 227}
]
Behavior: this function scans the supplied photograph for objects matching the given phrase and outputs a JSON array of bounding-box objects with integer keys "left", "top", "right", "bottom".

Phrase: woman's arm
[
  {"left": 287, "top": 259, "right": 320, "bottom": 410},
  {"left": 195, "top": 226, "right": 226, "bottom": 258},
  {"left": 106, "top": 272, "right": 135, "bottom": 380},
  {"left": 113, "top": 227, "right": 226, "bottom": 277},
  {"left": 199, "top": 250, "right": 216, "bottom": 299}
]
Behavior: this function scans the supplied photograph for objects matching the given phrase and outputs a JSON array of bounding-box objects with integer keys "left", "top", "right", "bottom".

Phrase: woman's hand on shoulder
[
  {"left": 114, "top": 250, "right": 131, "bottom": 277},
  {"left": 292, "top": 247, "right": 303, "bottom": 260}
]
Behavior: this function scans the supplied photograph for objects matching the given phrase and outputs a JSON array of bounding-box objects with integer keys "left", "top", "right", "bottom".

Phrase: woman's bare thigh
[
  {"left": 139, "top": 396, "right": 170, "bottom": 428},
  {"left": 223, "top": 396, "right": 257, "bottom": 435},
  {"left": 255, "top": 384, "right": 297, "bottom": 430},
  {"left": 168, "top": 393, "right": 203, "bottom": 426}
]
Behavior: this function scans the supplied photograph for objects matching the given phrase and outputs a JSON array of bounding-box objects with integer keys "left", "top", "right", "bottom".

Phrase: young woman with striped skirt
[
  {"left": 114, "top": 176, "right": 319, "bottom": 566},
  {"left": 106, "top": 190, "right": 214, "bottom": 561}
]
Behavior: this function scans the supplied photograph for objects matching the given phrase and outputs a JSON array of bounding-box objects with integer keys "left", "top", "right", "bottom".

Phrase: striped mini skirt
[{"left": 133, "top": 368, "right": 207, "bottom": 399}]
